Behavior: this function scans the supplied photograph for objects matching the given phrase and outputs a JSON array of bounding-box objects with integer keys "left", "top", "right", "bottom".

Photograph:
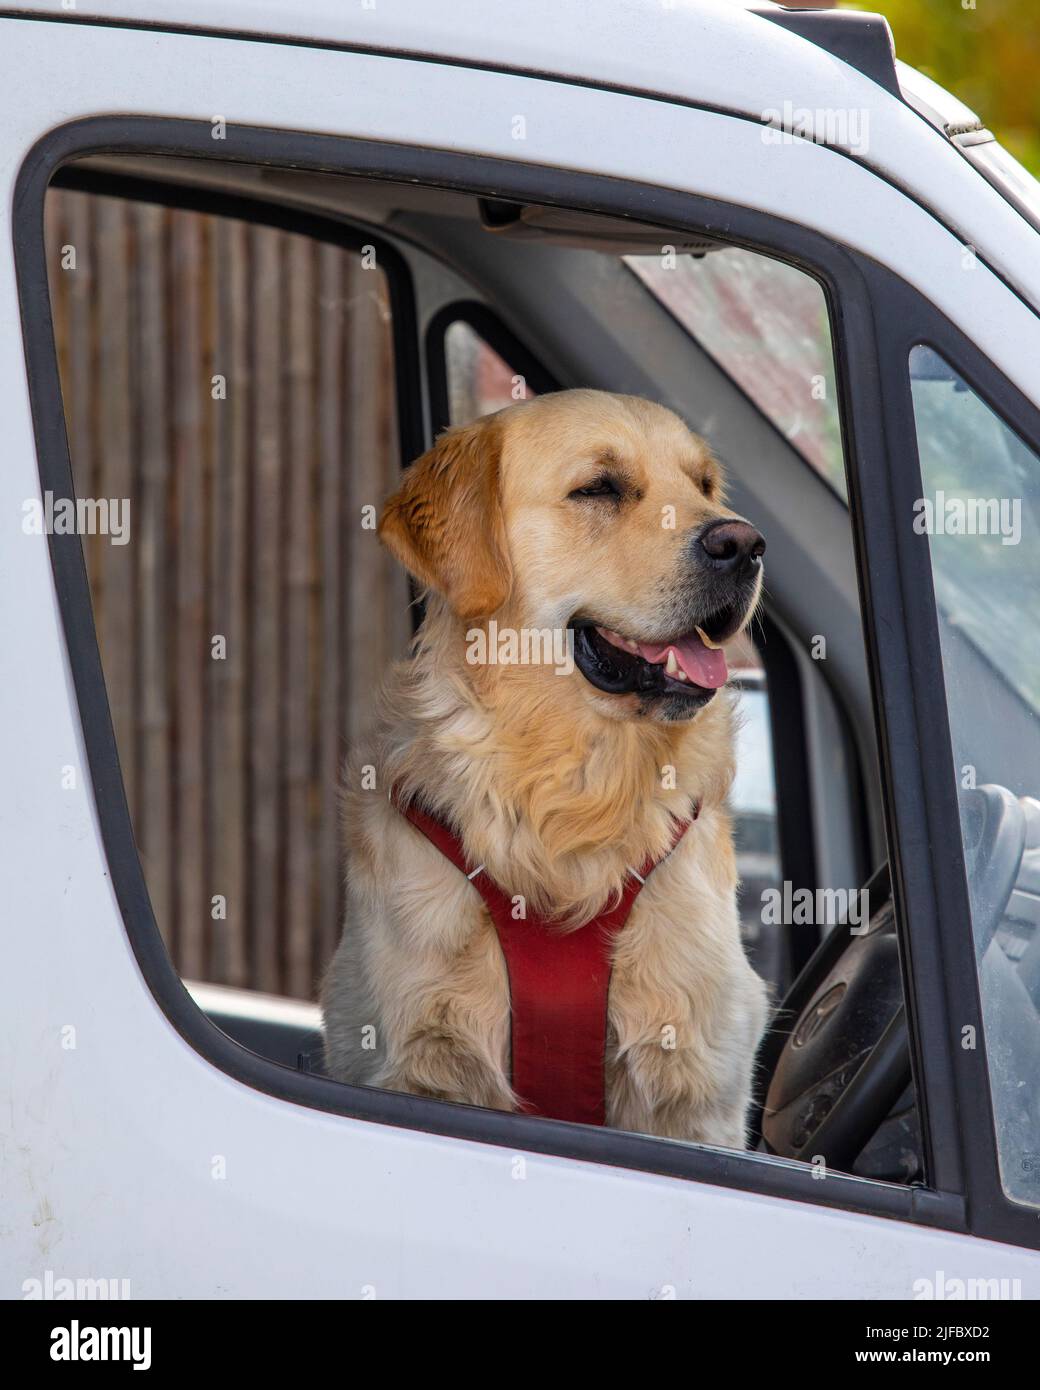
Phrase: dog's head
[{"left": 380, "top": 389, "right": 764, "bottom": 723}]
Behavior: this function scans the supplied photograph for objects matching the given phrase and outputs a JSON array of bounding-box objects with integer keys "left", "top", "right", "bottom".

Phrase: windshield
[{"left": 626, "top": 249, "right": 846, "bottom": 497}]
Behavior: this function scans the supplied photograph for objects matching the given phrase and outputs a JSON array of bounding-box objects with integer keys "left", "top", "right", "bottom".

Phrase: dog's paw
[
  {"left": 381, "top": 1035, "right": 516, "bottom": 1112},
  {"left": 607, "top": 1028, "right": 742, "bottom": 1143}
]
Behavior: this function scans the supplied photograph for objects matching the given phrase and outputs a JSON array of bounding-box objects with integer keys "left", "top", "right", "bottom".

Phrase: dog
[{"left": 321, "top": 389, "right": 769, "bottom": 1146}]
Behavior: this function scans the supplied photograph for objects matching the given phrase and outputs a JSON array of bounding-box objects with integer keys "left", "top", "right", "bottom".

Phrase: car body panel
[
  {"left": 3, "top": 0, "right": 1040, "bottom": 311},
  {"left": 2, "top": 12, "right": 1039, "bottom": 1296}
]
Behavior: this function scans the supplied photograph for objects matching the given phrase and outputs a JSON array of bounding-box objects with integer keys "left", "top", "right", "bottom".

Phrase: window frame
[
  {"left": 865, "top": 297, "right": 1040, "bottom": 1248},
  {"left": 425, "top": 299, "right": 562, "bottom": 436},
  {"left": 16, "top": 112, "right": 1039, "bottom": 1248}
]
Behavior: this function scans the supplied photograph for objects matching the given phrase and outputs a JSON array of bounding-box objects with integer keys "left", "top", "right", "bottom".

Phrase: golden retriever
[{"left": 322, "top": 389, "right": 769, "bottom": 1146}]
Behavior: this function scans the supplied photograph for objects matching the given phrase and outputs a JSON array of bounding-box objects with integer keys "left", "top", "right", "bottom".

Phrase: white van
[{"left": 3, "top": 0, "right": 1040, "bottom": 1300}]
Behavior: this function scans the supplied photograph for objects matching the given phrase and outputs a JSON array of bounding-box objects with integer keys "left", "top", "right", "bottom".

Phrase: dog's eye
[{"left": 568, "top": 476, "right": 621, "bottom": 500}]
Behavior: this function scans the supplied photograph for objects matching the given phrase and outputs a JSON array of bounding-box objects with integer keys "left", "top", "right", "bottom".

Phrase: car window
[
  {"left": 444, "top": 318, "right": 536, "bottom": 421},
  {"left": 910, "top": 345, "right": 1040, "bottom": 1207},
  {"left": 911, "top": 346, "right": 1040, "bottom": 711},
  {"left": 39, "top": 159, "right": 872, "bottom": 1182},
  {"left": 627, "top": 248, "right": 845, "bottom": 497}
]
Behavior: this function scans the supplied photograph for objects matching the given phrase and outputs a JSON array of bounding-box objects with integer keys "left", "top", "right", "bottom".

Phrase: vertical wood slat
[
  {"left": 207, "top": 216, "right": 250, "bottom": 988},
  {"left": 377, "top": 283, "right": 412, "bottom": 662},
  {"left": 316, "top": 244, "right": 346, "bottom": 982},
  {"left": 134, "top": 201, "right": 173, "bottom": 939},
  {"left": 95, "top": 199, "right": 138, "bottom": 823},
  {"left": 63, "top": 193, "right": 98, "bottom": 595},
  {"left": 284, "top": 235, "right": 316, "bottom": 999},
  {"left": 250, "top": 225, "right": 285, "bottom": 994},
  {"left": 170, "top": 209, "right": 209, "bottom": 981},
  {"left": 43, "top": 196, "right": 67, "bottom": 389},
  {"left": 346, "top": 261, "right": 393, "bottom": 748}
]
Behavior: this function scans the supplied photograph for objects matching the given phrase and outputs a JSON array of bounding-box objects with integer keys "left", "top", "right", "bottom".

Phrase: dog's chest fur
[{"left": 321, "top": 753, "right": 768, "bottom": 1146}]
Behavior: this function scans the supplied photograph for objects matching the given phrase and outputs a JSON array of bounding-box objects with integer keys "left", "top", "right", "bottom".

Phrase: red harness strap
[{"left": 392, "top": 789, "right": 692, "bottom": 1126}]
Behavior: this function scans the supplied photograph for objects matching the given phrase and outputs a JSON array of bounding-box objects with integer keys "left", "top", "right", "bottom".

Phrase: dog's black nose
[{"left": 696, "top": 519, "right": 765, "bottom": 574}]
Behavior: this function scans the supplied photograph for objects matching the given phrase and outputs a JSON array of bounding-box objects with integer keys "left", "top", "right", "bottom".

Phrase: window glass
[
  {"left": 44, "top": 185, "right": 409, "bottom": 1004},
  {"left": 627, "top": 249, "right": 845, "bottom": 497},
  {"left": 910, "top": 345, "right": 1040, "bottom": 1206},
  {"left": 729, "top": 648, "right": 783, "bottom": 988},
  {"left": 444, "top": 319, "right": 535, "bottom": 422},
  {"left": 911, "top": 346, "right": 1040, "bottom": 710}
]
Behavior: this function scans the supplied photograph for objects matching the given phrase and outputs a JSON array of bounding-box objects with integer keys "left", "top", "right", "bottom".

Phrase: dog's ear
[{"left": 379, "top": 416, "right": 512, "bottom": 620}]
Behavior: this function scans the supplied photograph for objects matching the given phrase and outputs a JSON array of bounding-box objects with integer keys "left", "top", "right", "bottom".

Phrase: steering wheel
[{"left": 755, "top": 786, "right": 1040, "bottom": 1176}]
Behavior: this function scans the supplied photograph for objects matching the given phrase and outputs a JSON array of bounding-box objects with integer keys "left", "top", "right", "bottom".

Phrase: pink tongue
[{"left": 636, "top": 633, "right": 728, "bottom": 689}]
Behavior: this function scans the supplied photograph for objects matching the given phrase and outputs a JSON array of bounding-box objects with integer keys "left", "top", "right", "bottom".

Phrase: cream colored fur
[{"left": 322, "top": 390, "right": 769, "bottom": 1145}]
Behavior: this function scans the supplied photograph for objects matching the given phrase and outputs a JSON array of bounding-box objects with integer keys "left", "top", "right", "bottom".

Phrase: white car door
[{"left": 3, "top": 2, "right": 1040, "bottom": 1298}]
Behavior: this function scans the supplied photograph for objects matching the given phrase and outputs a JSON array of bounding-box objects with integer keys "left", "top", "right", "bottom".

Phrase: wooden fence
[{"left": 45, "top": 187, "right": 410, "bottom": 999}]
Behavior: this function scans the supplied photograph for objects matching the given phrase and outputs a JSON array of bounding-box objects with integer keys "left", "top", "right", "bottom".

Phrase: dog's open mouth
[{"left": 571, "top": 610, "right": 739, "bottom": 703}]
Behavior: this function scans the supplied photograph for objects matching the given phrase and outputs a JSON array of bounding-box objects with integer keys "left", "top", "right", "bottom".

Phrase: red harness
[{"left": 392, "top": 789, "right": 693, "bottom": 1125}]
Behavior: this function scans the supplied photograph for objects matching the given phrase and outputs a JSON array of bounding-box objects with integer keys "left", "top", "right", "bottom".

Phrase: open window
[{"left": 21, "top": 125, "right": 959, "bottom": 1239}]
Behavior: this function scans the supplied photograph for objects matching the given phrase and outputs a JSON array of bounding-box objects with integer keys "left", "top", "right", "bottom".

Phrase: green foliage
[{"left": 842, "top": 0, "right": 1040, "bottom": 173}]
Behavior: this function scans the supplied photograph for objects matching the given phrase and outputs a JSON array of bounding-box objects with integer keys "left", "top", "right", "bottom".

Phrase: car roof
[
  {"left": 5, "top": 0, "right": 1040, "bottom": 312},
  {"left": 3, "top": 0, "right": 911, "bottom": 139}
]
